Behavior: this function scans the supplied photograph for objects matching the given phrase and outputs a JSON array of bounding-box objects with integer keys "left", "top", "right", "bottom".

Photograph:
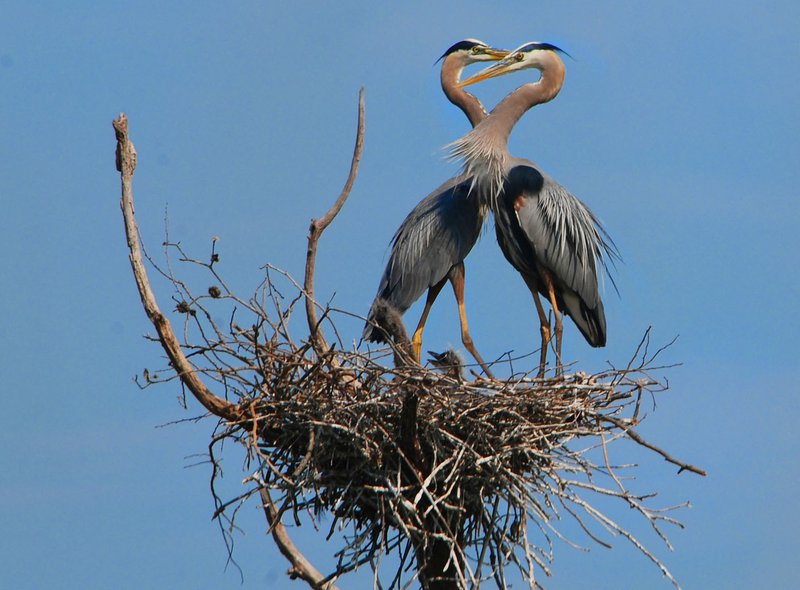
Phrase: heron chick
[{"left": 428, "top": 349, "right": 465, "bottom": 381}]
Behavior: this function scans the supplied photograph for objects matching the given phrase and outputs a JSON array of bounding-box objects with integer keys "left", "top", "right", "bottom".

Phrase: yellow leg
[
  {"left": 449, "top": 263, "right": 494, "bottom": 378},
  {"left": 539, "top": 268, "right": 564, "bottom": 377},
  {"left": 411, "top": 279, "right": 446, "bottom": 362},
  {"left": 522, "top": 273, "right": 550, "bottom": 378}
]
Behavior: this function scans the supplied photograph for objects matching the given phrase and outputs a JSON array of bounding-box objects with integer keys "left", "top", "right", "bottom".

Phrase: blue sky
[{"left": 2, "top": 2, "right": 798, "bottom": 588}]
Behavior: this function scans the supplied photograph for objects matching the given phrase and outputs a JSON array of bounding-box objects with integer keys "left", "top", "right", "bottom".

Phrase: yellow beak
[
  {"left": 481, "top": 48, "right": 510, "bottom": 60},
  {"left": 458, "top": 59, "right": 516, "bottom": 88}
]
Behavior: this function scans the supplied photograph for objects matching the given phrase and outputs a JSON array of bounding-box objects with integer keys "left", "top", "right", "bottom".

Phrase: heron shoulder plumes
[{"left": 447, "top": 122, "right": 509, "bottom": 207}]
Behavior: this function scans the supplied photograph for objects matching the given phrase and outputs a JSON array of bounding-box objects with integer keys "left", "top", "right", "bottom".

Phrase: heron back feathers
[
  {"left": 363, "top": 176, "right": 484, "bottom": 342},
  {"left": 495, "top": 164, "right": 617, "bottom": 347}
]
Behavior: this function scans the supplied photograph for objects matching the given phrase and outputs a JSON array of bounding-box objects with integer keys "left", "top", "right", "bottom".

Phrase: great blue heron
[
  {"left": 363, "top": 40, "right": 508, "bottom": 377},
  {"left": 452, "top": 42, "right": 618, "bottom": 377}
]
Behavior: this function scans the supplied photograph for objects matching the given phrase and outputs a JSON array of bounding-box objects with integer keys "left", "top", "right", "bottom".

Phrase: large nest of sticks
[
  {"left": 255, "top": 356, "right": 649, "bottom": 534},
  {"left": 146, "top": 259, "right": 698, "bottom": 589},
  {"left": 115, "top": 103, "right": 704, "bottom": 590}
]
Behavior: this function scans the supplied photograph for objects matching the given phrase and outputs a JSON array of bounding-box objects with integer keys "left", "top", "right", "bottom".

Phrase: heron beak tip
[{"left": 485, "top": 49, "right": 510, "bottom": 60}]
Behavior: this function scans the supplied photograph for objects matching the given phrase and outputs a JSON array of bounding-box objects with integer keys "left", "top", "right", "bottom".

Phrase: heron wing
[
  {"left": 364, "top": 175, "right": 484, "bottom": 341},
  {"left": 503, "top": 165, "right": 617, "bottom": 346},
  {"left": 507, "top": 166, "right": 615, "bottom": 302}
]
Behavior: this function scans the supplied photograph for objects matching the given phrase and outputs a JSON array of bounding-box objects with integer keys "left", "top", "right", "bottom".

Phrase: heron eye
[
  {"left": 471, "top": 46, "right": 481, "bottom": 54},
  {"left": 515, "top": 53, "right": 524, "bottom": 61}
]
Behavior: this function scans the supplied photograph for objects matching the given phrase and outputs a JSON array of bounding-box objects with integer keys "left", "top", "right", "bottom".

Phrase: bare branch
[
  {"left": 601, "top": 415, "right": 708, "bottom": 476},
  {"left": 260, "top": 488, "right": 341, "bottom": 590},
  {"left": 304, "top": 88, "right": 366, "bottom": 355},
  {"left": 113, "top": 114, "right": 242, "bottom": 423}
]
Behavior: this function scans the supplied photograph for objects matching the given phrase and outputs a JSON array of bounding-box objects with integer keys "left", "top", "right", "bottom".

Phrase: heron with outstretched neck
[
  {"left": 452, "top": 42, "right": 618, "bottom": 377},
  {"left": 363, "top": 40, "right": 508, "bottom": 378}
]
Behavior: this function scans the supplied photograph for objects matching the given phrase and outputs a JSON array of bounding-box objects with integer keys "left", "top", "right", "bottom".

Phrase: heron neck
[
  {"left": 482, "top": 57, "right": 566, "bottom": 145},
  {"left": 448, "top": 57, "right": 565, "bottom": 207},
  {"left": 441, "top": 58, "right": 487, "bottom": 128}
]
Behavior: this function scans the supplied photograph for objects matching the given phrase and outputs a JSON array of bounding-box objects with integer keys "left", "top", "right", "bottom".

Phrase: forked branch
[
  {"left": 304, "top": 88, "right": 366, "bottom": 355},
  {"left": 114, "top": 114, "right": 242, "bottom": 423}
]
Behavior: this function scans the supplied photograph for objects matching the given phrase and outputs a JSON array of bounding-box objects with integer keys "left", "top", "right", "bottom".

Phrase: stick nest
[{"left": 143, "top": 253, "right": 697, "bottom": 589}]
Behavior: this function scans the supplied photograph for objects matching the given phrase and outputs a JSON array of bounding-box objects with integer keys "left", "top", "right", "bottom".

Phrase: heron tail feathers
[{"left": 561, "top": 291, "right": 607, "bottom": 348}]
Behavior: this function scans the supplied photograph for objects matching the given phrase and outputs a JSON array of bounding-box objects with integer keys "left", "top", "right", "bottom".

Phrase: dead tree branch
[
  {"left": 114, "top": 114, "right": 242, "bottom": 423},
  {"left": 260, "top": 488, "right": 341, "bottom": 590},
  {"left": 115, "top": 113, "right": 337, "bottom": 589},
  {"left": 304, "top": 88, "right": 366, "bottom": 356}
]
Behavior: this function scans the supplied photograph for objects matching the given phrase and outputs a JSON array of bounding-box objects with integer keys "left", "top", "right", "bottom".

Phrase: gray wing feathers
[
  {"left": 509, "top": 166, "right": 618, "bottom": 346},
  {"left": 363, "top": 175, "right": 483, "bottom": 342},
  {"left": 516, "top": 180, "right": 596, "bottom": 306},
  {"left": 514, "top": 172, "right": 615, "bottom": 307}
]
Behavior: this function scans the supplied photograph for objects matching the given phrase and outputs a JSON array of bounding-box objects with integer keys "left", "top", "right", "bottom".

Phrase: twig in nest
[{"left": 601, "top": 415, "right": 707, "bottom": 476}]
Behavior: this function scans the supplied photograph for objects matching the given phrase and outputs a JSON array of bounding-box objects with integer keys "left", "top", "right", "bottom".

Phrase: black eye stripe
[
  {"left": 441, "top": 39, "right": 487, "bottom": 59},
  {"left": 515, "top": 42, "right": 566, "bottom": 55}
]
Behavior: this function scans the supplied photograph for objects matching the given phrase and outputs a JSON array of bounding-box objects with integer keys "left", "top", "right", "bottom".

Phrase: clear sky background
[{"left": 2, "top": 2, "right": 798, "bottom": 589}]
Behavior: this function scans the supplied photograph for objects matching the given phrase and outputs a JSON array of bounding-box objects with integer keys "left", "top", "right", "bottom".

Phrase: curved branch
[
  {"left": 113, "top": 114, "right": 243, "bottom": 423},
  {"left": 260, "top": 489, "right": 341, "bottom": 590},
  {"left": 304, "top": 88, "right": 366, "bottom": 355}
]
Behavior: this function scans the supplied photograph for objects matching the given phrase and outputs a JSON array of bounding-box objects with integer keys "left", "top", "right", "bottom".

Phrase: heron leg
[
  {"left": 412, "top": 278, "right": 447, "bottom": 362},
  {"left": 539, "top": 268, "right": 564, "bottom": 377},
  {"left": 522, "top": 274, "right": 550, "bottom": 378},
  {"left": 448, "top": 263, "right": 494, "bottom": 379}
]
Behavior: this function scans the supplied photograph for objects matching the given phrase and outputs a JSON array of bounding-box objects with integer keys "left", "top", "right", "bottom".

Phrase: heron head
[
  {"left": 457, "top": 41, "right": 569, "bottom": 87},
  {"left": 435, "top": 39, "right": 509, "bottom": 67}
]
